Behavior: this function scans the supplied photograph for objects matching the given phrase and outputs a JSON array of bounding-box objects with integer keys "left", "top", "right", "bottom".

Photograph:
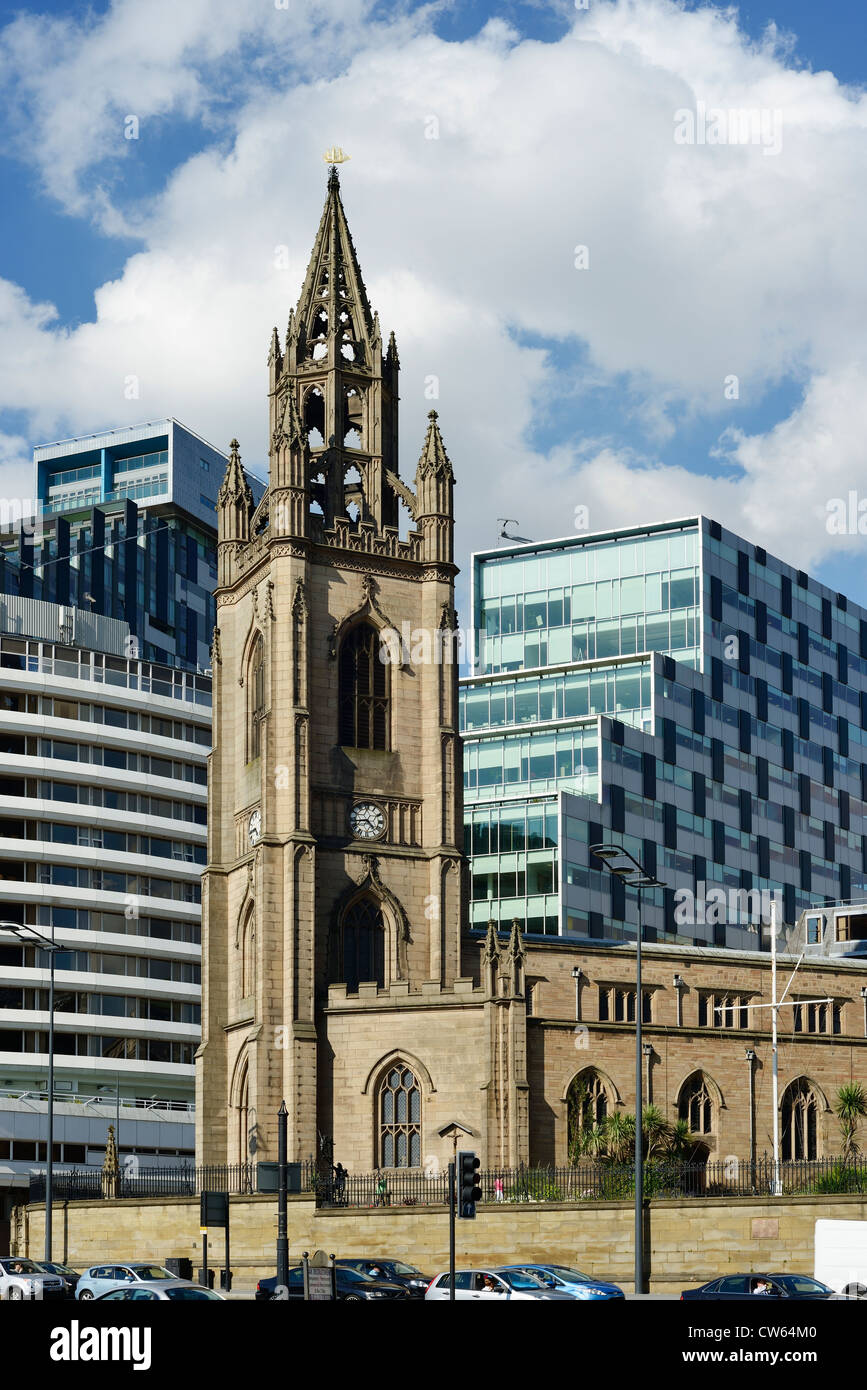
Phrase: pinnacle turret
[
  {"left": 415, "top": 410, "right": 454, "bottom": 481},
  {"left": 217, "top": 438, "right": 254, "bottom": 547}
]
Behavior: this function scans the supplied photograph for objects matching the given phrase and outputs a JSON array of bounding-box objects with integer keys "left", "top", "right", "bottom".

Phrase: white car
[
  {"left": 425, "top": 1269, "right": 577, "bottom": 1300},
  {"left": 0, "top": 1256, "right": 66, "bottom": 1301},
  {"left": 97, "top": 1279, "right": 225, "bottom": 1302}
]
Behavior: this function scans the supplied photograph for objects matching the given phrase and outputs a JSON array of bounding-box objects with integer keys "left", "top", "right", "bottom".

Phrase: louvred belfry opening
[{"left": 338, "top": 623, "right": 389, "bottom": 749}]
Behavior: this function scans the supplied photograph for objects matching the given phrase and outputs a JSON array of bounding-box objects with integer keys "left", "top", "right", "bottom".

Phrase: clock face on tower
[
  {"left": 349, "top": 801, "right": 386, "bottom": 842},
  {"left": 248, "top": 809, "right": 262, "bottom": 846}
]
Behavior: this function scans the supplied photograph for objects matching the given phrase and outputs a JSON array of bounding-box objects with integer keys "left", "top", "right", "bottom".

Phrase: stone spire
[
  {"left": 268, "top": 167, "right": 400, "bottom": 536},
  {"left": 505, "top": 918, "right": 526, "bottom": 997},
  {"left": 414, "top": 411, "right": 455, "bottom": 564},
  {"left": 217, "top": 438, "right": 254, "bottom": 544},
  {"left": 101, "top": 1123, "right": 120, "bottom": 1199}
]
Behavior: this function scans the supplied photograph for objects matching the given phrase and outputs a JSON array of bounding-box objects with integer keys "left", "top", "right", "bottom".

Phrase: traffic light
[{"left": 457, "top": 1151, "right": 481, "bottom": 1219}]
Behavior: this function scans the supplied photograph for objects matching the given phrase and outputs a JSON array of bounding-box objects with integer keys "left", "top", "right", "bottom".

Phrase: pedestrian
[
  {"left": 494, "top": 1176, "right": 504, "bottom": 1203},
  {"left": 375, "top": 1171, "right": 389, "bottom": 1207},
  {"left": 333, "top": 1161, "right": 347, "bottom": 1205}
]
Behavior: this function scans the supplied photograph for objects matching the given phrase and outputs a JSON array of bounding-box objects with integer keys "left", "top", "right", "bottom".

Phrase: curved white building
[{"left": 0, "top": 596, "right": 207, "bottom": 1236}]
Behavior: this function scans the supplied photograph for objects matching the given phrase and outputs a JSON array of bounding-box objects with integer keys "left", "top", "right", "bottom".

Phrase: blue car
[
  {"left": 498, "top": 1264, "right": 625, "bottom": 1300},
  {"left": 76, "top": 1263, "right": 177, "bottom": 1300}
]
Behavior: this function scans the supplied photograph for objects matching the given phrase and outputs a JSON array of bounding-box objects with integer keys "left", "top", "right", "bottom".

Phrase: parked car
[
  {"left": 425, "top": 1269, "right": 578, "bottom": 1300},
  {"left": 498, "top": 1263, "right": 624, "bottom": 1300},
  {"left": 0, "top": 1256, "right": 66, "bottom": 1301},
  {"left": 76, "top": 1263, "right": 177, "bottom": 1300},
  {"left": 256, "top": 1265, "right": 410, "bottom": 1301},
  {"left": 33, "top": 1261, "right": 80, "bottom": 1298},
  {"left": 681, "top": 1273, "right": 835, "bottom": 1300},
  {"left": 97, "top": 1280, "right": 225, "bottom": 1301},
  {"left": 336, "top": 1259, "right": 432, "bottom": 1298}
]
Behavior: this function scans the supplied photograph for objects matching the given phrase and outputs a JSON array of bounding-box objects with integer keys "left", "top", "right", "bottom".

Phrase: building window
[
  {"left": 698, "top": 992, "right": 750, "bottom": 1029},
  {"left": 792, "top": 1000, "right": 841, "bottom": 1035},
  {"left": 567, "top": 1069, "right": 609, "bottom": 1158},
  {"left": 379, "top": 1064, "right": 420, "bottom": 1168},
  {"left": 678, "top": 1072, "right": 714, "bottom": 1135},
  {"left": 338, "top": 624, "right": 388, "bottom": 749},
  {"left": 200, "top": 459, "right": 210, "bottom": 472},
  {"left": 240, "top": 909, "right": 255, "bottom": 999},
  {"left": 598, "top": 985, "right": 651, "bottom": 1023},
  {"left": 781, "top": 1078, "right": 819, "bottom": 1160},
  {"left": 806, "top": 914, "right": 822, "bottom": 945},
  {"left": 237, "top": 1062, "right": 250, "bottom": 1166},
  {"left": 248, "top": 635, "right": 265, "bottom": 761},
  {"left": 336, "top": 897, "right": 385, "bottom": 994}
]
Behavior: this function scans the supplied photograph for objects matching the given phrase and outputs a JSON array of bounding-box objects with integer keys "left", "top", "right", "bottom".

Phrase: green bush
[{"left": 811, "top": 1164, "right": 867, "bottom": 1195}]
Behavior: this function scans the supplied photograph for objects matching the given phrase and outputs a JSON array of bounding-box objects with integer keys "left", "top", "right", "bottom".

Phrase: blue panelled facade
[
  {"left": 459, "top": 517, "right": 867, "bottom": 948},
  {"left": 0, "top": 419, "right": 261, "bottom": 671}
]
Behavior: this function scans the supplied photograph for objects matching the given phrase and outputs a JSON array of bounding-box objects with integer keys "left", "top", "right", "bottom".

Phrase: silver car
[
  {"left": 0, "top": 1256, "right": 66, "bottom": 1301},
  {"left": 425, "top": 1268, "right": 578, "bottom": 1300},
  {"left": 97, "top": 1279, "right": 226, "bottom": 1302}
]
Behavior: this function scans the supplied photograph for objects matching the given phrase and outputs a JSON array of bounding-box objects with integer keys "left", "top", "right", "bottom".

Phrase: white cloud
[{"left": 0, "top": 0, "right": 866, "bottom": 598}]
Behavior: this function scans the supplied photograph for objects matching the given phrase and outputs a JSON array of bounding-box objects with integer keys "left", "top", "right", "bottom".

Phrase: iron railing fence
[
  {"left": 28, "top": 1154, "right": 867, "bottom": 1206},
  {"left": 313, "top": 1155, "right": 867, "bottom": 1207},
  {"left": 28, "top": 1161, "right": 318, "bottom": 1204}
]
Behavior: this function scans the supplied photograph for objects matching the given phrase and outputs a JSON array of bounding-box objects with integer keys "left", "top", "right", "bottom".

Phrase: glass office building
[
  {"left": 0, "top": 419, "right": 263, "bottom": 672},
  {"left": 459, "top": 516, "right": 867, "bottom": 948}
]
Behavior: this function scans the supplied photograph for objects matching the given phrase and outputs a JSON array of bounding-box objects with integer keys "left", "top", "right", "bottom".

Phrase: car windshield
[
  {"left": 771, "top": 1276, "right": 830, "bottom": 1295},
  {"left": 38, "top": 1263, "right": 76, "bottom": 1276},
  {"left": 131, "top": 1266, "right": 173, "bottom": 1280},
  {"left": 2, "top": 1258, "right": 39, "bottom": 1274},
  {"left": 165, "top": 1287, "right": 222, "bottom": 1300},
  {"left": 499, "top": 1271, "right": 548, "bottom": 1290},
  {"left": 543, "top": 1266, "right": 593, "bottom": 1283},
  {"left": 383, "top": 1262, "right": 422, "bottom": 1276}
]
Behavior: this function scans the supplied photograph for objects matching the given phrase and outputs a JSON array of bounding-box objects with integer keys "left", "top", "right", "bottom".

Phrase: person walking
[{"left": 333, "top": 1162, "right": 347, "bottom": 1206}]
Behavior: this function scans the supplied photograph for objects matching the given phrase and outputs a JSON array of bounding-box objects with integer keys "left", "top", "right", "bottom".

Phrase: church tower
[{"left": 197, "top": 167, "right": 496, "bottom": 1171}]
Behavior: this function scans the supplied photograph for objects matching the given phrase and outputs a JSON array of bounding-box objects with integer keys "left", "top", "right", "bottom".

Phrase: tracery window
[
  {"left": 338, "top": 624, "right": 388, "bottom": 749},
  {"left": 379, "top": 1064, "right": 421, "bottom": 1168}
]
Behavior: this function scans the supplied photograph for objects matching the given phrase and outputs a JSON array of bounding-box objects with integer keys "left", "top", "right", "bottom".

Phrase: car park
[
  {"left": 425, "top": 1269, "right": 579, "bottom": 1300},
  {"left": 0, "top": 1256, "right": 66, "bottom": 1301},
  {"left": 336, "top": 1259, "right": 431, "bottom": 1298},
  {"left": 34, "top": 1261, "right": 80, "bottom": 1298},
  {"left": 97, "top": 1280, "right": 225, "bottom": 1301},
  {"left": 76, "top": 1263, "right": 178, "bottom": 1299},
  {"left": 498, "top": 1264, "right": 625, "bottom": 1300},
  {"left": 681, "top": 1273, "right": 835, "bottom": 1300},
  {"left": 256, "top": 1265, "right": 410, "bottom": 1301}
]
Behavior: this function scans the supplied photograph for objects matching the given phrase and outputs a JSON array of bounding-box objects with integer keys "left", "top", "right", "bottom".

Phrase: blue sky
[{"left": 0, "top": 0, "right": 865, "bottom": 600}]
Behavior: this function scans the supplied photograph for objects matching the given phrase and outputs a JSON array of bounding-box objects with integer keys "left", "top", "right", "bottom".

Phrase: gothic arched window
[
  {"left": 240, "top": 908, "right": 256, "bottom": 999},
  {"left": 567, "top": 1068, "right": 609, "bottom": 1155},
  {"left": 236, "top": 1061, "right": 250, "bottom": 1167},
  {"left": 379, "top": 1064, "right": 421, "bottom": 1168},
  {"left": 782, "top": 1078, "right": 819, "bottom": 1160},
  {"left": 248, "top": 635, "right": 265, "bottom": 761},
  {"left": 337, "top": 897, "right": 385, "bottom": 994},
  {"left": 678, "top": 1072, "right": 714, "bottom": 1135},
  {"left": 338, "top": 623, "right": 388, "bottom": 749}
]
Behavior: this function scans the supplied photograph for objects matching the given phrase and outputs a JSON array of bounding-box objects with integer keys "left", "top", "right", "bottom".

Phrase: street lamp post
[
  {"left": 0, "top": 921, "right": 60, "bottom": 1261},
  {"left": 277, "top": 1101, "right": 289, "bottom": 1289},
  {"left": 571, "top": 966, "right": 582, "bottom": 1021},
  {"left": 745, "top": 1049, "right": 757, "bottom": 1190},
  {"left": 590, "top": 845, "right": 665, "bottom": 1297}
]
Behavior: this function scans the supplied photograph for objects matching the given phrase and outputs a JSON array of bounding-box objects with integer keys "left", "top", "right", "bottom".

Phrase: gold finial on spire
[{"left": 323, "top": 146, "right": 351, "bottom": 165}]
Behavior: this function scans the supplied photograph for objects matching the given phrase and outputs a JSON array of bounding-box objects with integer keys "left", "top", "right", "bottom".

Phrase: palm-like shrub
[{"left": 835, "top": 1083, "right": 867, "bottom": 1161}]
